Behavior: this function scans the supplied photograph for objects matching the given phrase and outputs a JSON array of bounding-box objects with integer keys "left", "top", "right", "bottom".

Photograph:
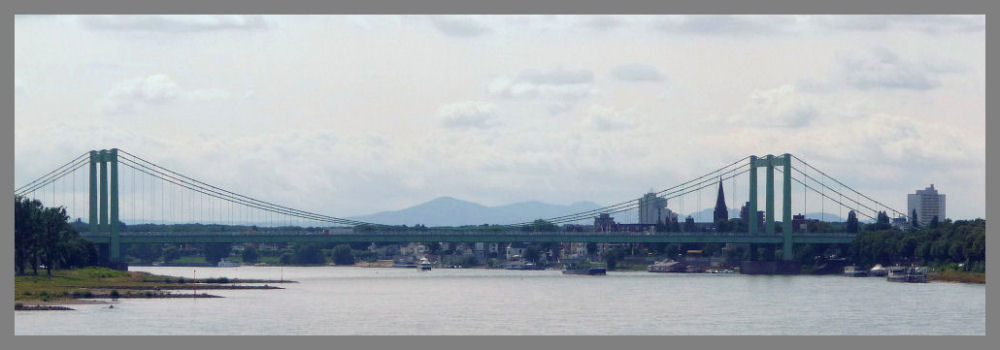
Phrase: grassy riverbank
[
  {"left": 15, "top": 266, "right": 286, "bottom": 303},
  {"left": 929, "top": 269, "right": 986, "bottom": 284}
]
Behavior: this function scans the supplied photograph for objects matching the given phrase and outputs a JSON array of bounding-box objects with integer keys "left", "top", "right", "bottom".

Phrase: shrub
[{"left": 110, "top": 290, "right": 121, "bottom": 299}]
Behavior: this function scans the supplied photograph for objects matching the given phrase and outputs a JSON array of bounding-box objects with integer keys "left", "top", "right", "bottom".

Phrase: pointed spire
[{"left": 714, "top": 178, "right": 728, "bottom": 223}]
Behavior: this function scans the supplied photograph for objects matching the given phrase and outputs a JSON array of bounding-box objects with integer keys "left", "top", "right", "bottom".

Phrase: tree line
[
  {"left": 14, "top": 196, "right": 104, "bottom": 275},
  {"left": 850, "top": 218, "right": 985, "bottom": 272}
]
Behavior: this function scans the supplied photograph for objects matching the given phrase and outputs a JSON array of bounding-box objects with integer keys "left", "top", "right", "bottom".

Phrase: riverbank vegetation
[
  {"left": 850, "top": 218, "right": 985, "bottom": 273},
  {"left": 14, "top": 196, "right": 105, "bottom": 275}
]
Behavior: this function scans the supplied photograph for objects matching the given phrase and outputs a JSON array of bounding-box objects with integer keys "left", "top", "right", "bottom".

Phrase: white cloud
[
  {"left": 80, "top": 15, "right": 268, "bottom": 32},
  {"left": 611, "top": 63, "right": 666, "bottom": 82},
  {"left": 837, "top": 48, "right": 940, "bottom": 90},
  {"left": 428, "top": 15, "right": 490, "bottom": 37},
  {"left": 97, "top": 74, "right": 236, "bottom": 115},
  {"left": 583, "top": 105, "right": 638, "bottom": 131},
  {"left": 657, "top": 15, "right": 798, "bottom": 35},
  {"left": 438, "top": 101, "right": 498, "bottom": 129},
  {"left": 726, "top": 85, "right": 818, "bottom": 128},
  {"left": 489, "top": 67, "right": 598, "bottom": 106}
]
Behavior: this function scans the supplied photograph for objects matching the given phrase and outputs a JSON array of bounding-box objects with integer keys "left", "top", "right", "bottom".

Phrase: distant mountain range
[
  {"left": 349, "top": 197, "right": 603, "bottom": 227},
  {"left": 349, "top": 196, "right": 848, "bottom": 227}
]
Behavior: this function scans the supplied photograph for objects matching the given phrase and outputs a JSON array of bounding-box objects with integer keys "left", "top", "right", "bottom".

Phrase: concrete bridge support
[
  {"left": 748, "top": 154, "right": 794, "bottom": 261},
  {"left": 89, "top": 149, "right": 121, "bottom": 265}
]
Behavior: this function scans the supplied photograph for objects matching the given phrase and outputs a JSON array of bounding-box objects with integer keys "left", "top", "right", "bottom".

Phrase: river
[{"left": 14, "top": 266, "right": 985, "bottom": 335}]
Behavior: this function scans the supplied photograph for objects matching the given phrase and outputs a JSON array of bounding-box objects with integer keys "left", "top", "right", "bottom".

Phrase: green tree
[
  {"left": 530, "top": 219, "right": 558, "bottom": 232},
  {"left": 162, "top": 245, "right": 182, "bottom": 263},
  {"left": 242, "top": 245, "right": 259, "bottom": 264},
  {"left": 604, "top": 247, "right": 627, "bottom": 271},
  {"left": 204, "top": 243, "right": 233, "bottom": 264},
  {"left": 846, "top": 211, "right": 859, "bottom": 233},
  {"left": 683, "top": 216, "right": 696, "bottom": 232},
  {"left": 14, "top": 196, "right": 98, "bottom": 275},
  {"left": 523, "top": 246, "right": 541, "bottom": 263},
  {"left": 911, "top": 209, "right": 920, "bottom": 229},
  {"left": 331, "top": 244, "right": 355, "bottom": 265},
  {"left": 294, "top": 243, "right": 327, "bottom": 265},
  {"left": 929, "top": 216, "right": 939, "bottom": 229},
  {"left": 126, "top": 243, "right": 163, "bottom": 264},
  {"left": 14, "top": 197, "right": 40, "bottom": 275},
  {"left": 425, "top": 241, "right": 442, "bottom": 255}
]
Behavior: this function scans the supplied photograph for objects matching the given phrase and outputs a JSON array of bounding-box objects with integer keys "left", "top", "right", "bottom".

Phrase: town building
[
  {"left": 638, "top": 192, "right": 672, "bottom": 225},
  {"left": 907, "top": 184, "right": 946, "bottom": 227}
]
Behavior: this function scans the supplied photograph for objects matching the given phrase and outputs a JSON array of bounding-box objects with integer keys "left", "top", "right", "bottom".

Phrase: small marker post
[{"left": 193, "top": 269, "right": 197, "bottom": 296}]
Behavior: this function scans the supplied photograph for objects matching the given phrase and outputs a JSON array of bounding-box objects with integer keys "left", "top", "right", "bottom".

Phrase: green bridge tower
[
  {"left": 89, "top": 149, "right": 121, "bottom": 264},
  {"left": 748, "top": 153, "right": 794, "bottom": 261}
]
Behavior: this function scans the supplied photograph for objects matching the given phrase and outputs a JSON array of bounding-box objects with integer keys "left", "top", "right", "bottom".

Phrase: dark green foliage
[
  {"left": 110, "top": 290, "right": 120, "bottom": 299},
  {"left": 14, "top": 196, "right": 101, "bottom": 275},
  {"left": 911, "top": 210, "right": 920, "bottom": 229},
  {"left": 279, "top": 250, "right": 295, "bottom": 265},
  {"left": 204, "top": 243, "right": 233, "bottom": 264},
  {"left": 241, "top": 245, "right": 259, "bottom": 264},
  {"left": 845, "top": 211, "right": 859, "bottom": 233},
  {"left": 604, "top": 247, "right": 627, "bottom": 271},
  {"left": 929, "top": 216, "right": 939, "bottom": 228},
  {"left": 425, "top": 242, "right": 442, "bottom": 254},
  {"left": 864, "top": 211, "right": 893, "bottom": 231},
  {"left": 528, "top": 219, "right": 558, "bottom": 232},
  {"left": 460, "top": 256, "right": 479, "bottom": 268},
  {"left": 523, "top": 246, "right": 541, "bottom": 263},
  {"left": 683, "top": 216, "right": 696, "bottom": 232},
  {"left": 294, "top": 243, "right": 327, "bottom": 265},
  {"left": 331, "top": 244, "right": 354, "bottom": 265},
  {"left": 849, "top": 219, "right": 984, "bottom": 272},
  {"left": 162, "top": 245, "right": 182, "bottom": 263},
  {"left": 585, "top": 242, "right": 598, "bottom": 255},
  {"left": 125, "top": 243, "right": 163, "bottom": 264}
]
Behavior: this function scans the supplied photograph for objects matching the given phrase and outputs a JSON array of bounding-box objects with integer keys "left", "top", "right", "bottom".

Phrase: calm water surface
[{"left": 15, "top": 266, "right": 985, "bottom": 335}]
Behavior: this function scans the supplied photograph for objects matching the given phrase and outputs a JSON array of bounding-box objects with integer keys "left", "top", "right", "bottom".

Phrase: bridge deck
[{"left": 79, "top": 230, "right": 856, "bottom": 245}]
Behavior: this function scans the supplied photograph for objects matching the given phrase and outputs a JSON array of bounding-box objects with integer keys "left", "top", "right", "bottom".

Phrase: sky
[{"left": 14, "top": 15, "right": 986, "bottom": 221}]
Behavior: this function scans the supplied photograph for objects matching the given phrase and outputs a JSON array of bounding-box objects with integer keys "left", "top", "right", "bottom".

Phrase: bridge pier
[
  {"left": 749, "top": 154, "right": 795, "bottom": 262},
  {"left": 90, "top": 149, "right": 121, "bottom": 264}
]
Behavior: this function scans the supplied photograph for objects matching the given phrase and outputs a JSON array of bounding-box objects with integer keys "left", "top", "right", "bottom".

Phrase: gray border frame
[{"left": 3, "top": 0, "right": 993, "bottom": 349}]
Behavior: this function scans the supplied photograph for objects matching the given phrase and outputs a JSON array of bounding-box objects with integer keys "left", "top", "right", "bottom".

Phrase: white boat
[
  {"left": 419, "top": 258, "right": 432, "bottom": 271},
  {"left": 869, "top": 264, "right": 888, "bottom": 277},
  {"left": 218, "top": 258, "right": 241, "bottom": 267}
]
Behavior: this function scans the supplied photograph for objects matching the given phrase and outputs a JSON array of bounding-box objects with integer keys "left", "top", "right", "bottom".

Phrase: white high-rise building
[
  {"left": 907, "top": 184, "right": 946, "bottom": 227},
  {"left": 638, "top": 192, "right": 673, "bottom": 225}
]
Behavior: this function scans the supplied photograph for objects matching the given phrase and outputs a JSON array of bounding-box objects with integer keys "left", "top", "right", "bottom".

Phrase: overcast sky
[{"left": 14, "top": 15, "right": 985, "bottom": 220}]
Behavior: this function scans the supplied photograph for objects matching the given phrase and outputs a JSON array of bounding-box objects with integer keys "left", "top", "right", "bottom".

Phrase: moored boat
[
  {"left": 869, "top": 264, "right": 888, "bottom": 277},
  {"left": 887, "top": 266, "right": 927, "bottom": 283},
  {"left": 562, "top": 262, "right": 606, "bottom": 275},
  {"left": 419, "top": 258, "right": 432, "bottom": 271},
  {"left": 647, "top": 259, "right": 689, "bottom": 273},
  {"left": 844, "top": 266, "right": 868, "bottom": 277},
  {"left": 217, "top": 258, "right": 241, "bottom": 267}
]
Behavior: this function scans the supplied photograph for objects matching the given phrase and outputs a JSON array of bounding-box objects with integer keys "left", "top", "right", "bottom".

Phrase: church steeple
[{"left": 713, "top": 178, "right": 728, "bottom": 224}]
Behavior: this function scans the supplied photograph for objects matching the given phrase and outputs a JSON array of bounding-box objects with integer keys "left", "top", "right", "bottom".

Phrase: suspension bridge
[{"left": 14, "top": 148, "right": 905, "bottom": 265}]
